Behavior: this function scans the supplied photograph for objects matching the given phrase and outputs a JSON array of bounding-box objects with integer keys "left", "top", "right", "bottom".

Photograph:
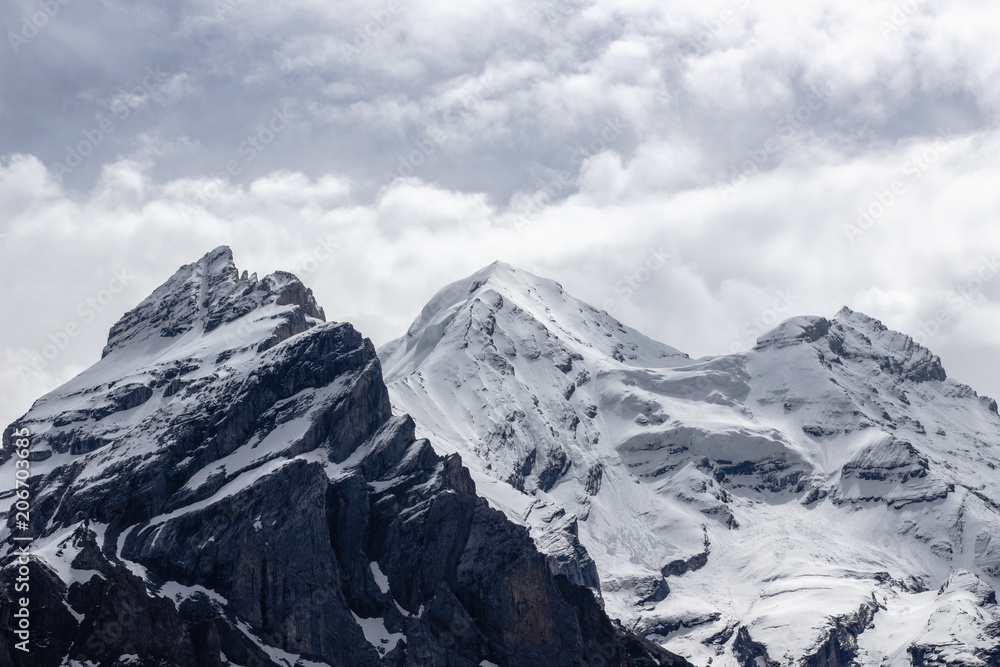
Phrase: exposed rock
[
  {"left": 800, "top": 601, "right": 876, "bottom": 667},
  {"left": 661, "top": 533, "right": 710, "bottom": 578},
  {"left": 733, "top": 627, "right": 778, "bottom": 667},
  {"left": 102, "top": 246, "right": 324, "bottom": 358},
  {"left": 585, "top": 462, "right": 604, "bottom": 496}
]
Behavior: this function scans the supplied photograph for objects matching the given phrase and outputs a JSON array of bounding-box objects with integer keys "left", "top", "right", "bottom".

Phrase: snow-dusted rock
[{"left": 0, "top": 250, "right": 689, "bottom": 667}]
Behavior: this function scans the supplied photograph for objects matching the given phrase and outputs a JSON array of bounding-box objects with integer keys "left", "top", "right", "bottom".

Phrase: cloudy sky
[{"left": 2, "top": 0, "right": 1000, "bottom": 429}]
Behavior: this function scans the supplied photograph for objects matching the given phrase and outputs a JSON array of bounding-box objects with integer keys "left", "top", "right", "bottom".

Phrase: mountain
[
  {"left": 380, "top": 262, "right": 1000, "bottom": 667},
  {"left": 0, "top": 248, "right": 690, "bottom": 667}
]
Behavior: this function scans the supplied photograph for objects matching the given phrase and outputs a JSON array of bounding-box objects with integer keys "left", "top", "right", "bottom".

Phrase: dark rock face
[
  {"left": 537, "top": 448, "right": 571, "bottom": 492},
  {"left": 102, "top": 246, "right": 325, "bottom": 357},
  {"left": 910, "top": 639, "right": 1000, "bottom": 667},
  {"left": 633, "top": 576, "right": 671, "bottom": 605},
  {"left": 660, "top": 551, "right": 708, "bottom": 578},
  {"left": 127, "top": 458, "right": 383, "bottom": 667},
  {"left": 828, "top": 308, "right": 947, "bottom": 383},
  {"left": 633, "top": 612, "right": 721, "bottom": 641},
  {"left": 733, "top": 627, "right": 778, "bottom": 667},
  {"left": 585, "top": 462, "right": 604, "bottom": 495},
  {"left": 840, "top": 439, "right": 929, "bottom": 485},
  {"left": 0, "top": 248, "right": 690, "bottom": 667},
  {"left": 661, "top": 533, "right": 710, "bottom": 578},
  {"left": 0, "top": 560, "right": 79, "bottom": 666},
  {"left": 800, "top": 602, "right": 876, "bottom": 667}
]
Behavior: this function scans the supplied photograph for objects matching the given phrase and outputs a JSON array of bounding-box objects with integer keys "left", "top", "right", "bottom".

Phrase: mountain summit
[
  {"left": 381, "top": 262, "right": 1000, "bottom": 667},
  {"left": 0, "top": 249, "right": 687, "bottom": 667},
  {"left": 382, "top": 260, "right": 686, "bottom": 384},
  {"left": 103, "top": 245, "right": 325, "bottom": 357}
]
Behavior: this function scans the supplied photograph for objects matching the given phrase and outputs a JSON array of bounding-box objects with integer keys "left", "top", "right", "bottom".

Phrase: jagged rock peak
[
  {"left": 831, "top": 306, "right": 947, "bottom": 382},
  {"left": 102, "top": 245, "right": 325, "bottom": 357},
  {"left": 755, "top": 305, "right": 947, "bottom": 383}
]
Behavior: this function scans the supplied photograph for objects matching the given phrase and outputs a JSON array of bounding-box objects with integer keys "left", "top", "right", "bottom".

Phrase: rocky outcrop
[
  {"left": 661, "top": 533, "right": 710, "bottom": 578},
  {"left": 102, "top": 246, "right": 325, "bottom": 357},
  {"left": 733, "top": 627, "right": 778, "bottom": 667},
  {"left": 800, "top": 601, "right": 876, "bottom": 667}
]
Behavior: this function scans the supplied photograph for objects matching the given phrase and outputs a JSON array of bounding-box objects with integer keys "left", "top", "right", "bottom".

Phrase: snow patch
[{"left": 351, "top": 612, "right": 405, "bottom": 656}]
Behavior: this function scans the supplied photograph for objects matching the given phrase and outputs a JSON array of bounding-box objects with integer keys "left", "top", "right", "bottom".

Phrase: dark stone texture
[
  {"left": 661, "top": 534, "right": 710, "bottom": 578},
  {"left": 800, "top": 602, "right": 876, "bottom": 667},
  {"left": 733, "top": 627, "right": 779, "bottom": 667}
]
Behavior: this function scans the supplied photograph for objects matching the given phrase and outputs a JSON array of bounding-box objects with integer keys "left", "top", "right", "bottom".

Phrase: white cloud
[{"left": 3, "top": 0, "right": 1000, "bottom": 429}]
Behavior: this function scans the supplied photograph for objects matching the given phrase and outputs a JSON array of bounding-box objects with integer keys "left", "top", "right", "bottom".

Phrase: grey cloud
[{"left": 2, "top": 0, "right": 1000, "bottom": 429}]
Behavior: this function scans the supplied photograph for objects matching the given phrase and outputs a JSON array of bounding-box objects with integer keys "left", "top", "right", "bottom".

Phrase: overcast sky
[{"left": 2, "top": 0, "right": 1000, "bottom": 430}]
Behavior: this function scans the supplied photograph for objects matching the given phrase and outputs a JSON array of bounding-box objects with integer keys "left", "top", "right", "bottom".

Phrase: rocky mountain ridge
[{"left": 0, "top": 248, "right": 689, "bottom": 667}]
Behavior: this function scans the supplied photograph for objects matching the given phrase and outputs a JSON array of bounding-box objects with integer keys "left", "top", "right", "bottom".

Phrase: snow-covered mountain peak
[
  {"left": 382, "top": 261, "right": 686, "bottom": 385},
  {"left": 392, "top": 260, "right": 526, "bottom": 341},
  {"left": 396, "top": 260, "right": 571, "bottom": 341},
  {"left": 8, "top": 248, "right": 335, "bottom": 457},
  {"left": 102, "top": 245, "right": 325, "bottom": 359},
  {"left": 469, "top": 258, "right": 519, "bottom": 284},
  {"left": 754, "top": 306, "right": 947, "bottom": 385}
]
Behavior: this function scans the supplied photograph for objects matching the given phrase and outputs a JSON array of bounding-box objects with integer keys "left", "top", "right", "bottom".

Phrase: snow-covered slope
[{"left": 380, "top": 263, "right": 1000, "bottom": 667}]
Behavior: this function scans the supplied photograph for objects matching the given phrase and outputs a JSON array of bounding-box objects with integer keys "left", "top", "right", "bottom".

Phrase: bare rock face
[{"left": 0, "top": 248, "right": 690, "bottom": 667}]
